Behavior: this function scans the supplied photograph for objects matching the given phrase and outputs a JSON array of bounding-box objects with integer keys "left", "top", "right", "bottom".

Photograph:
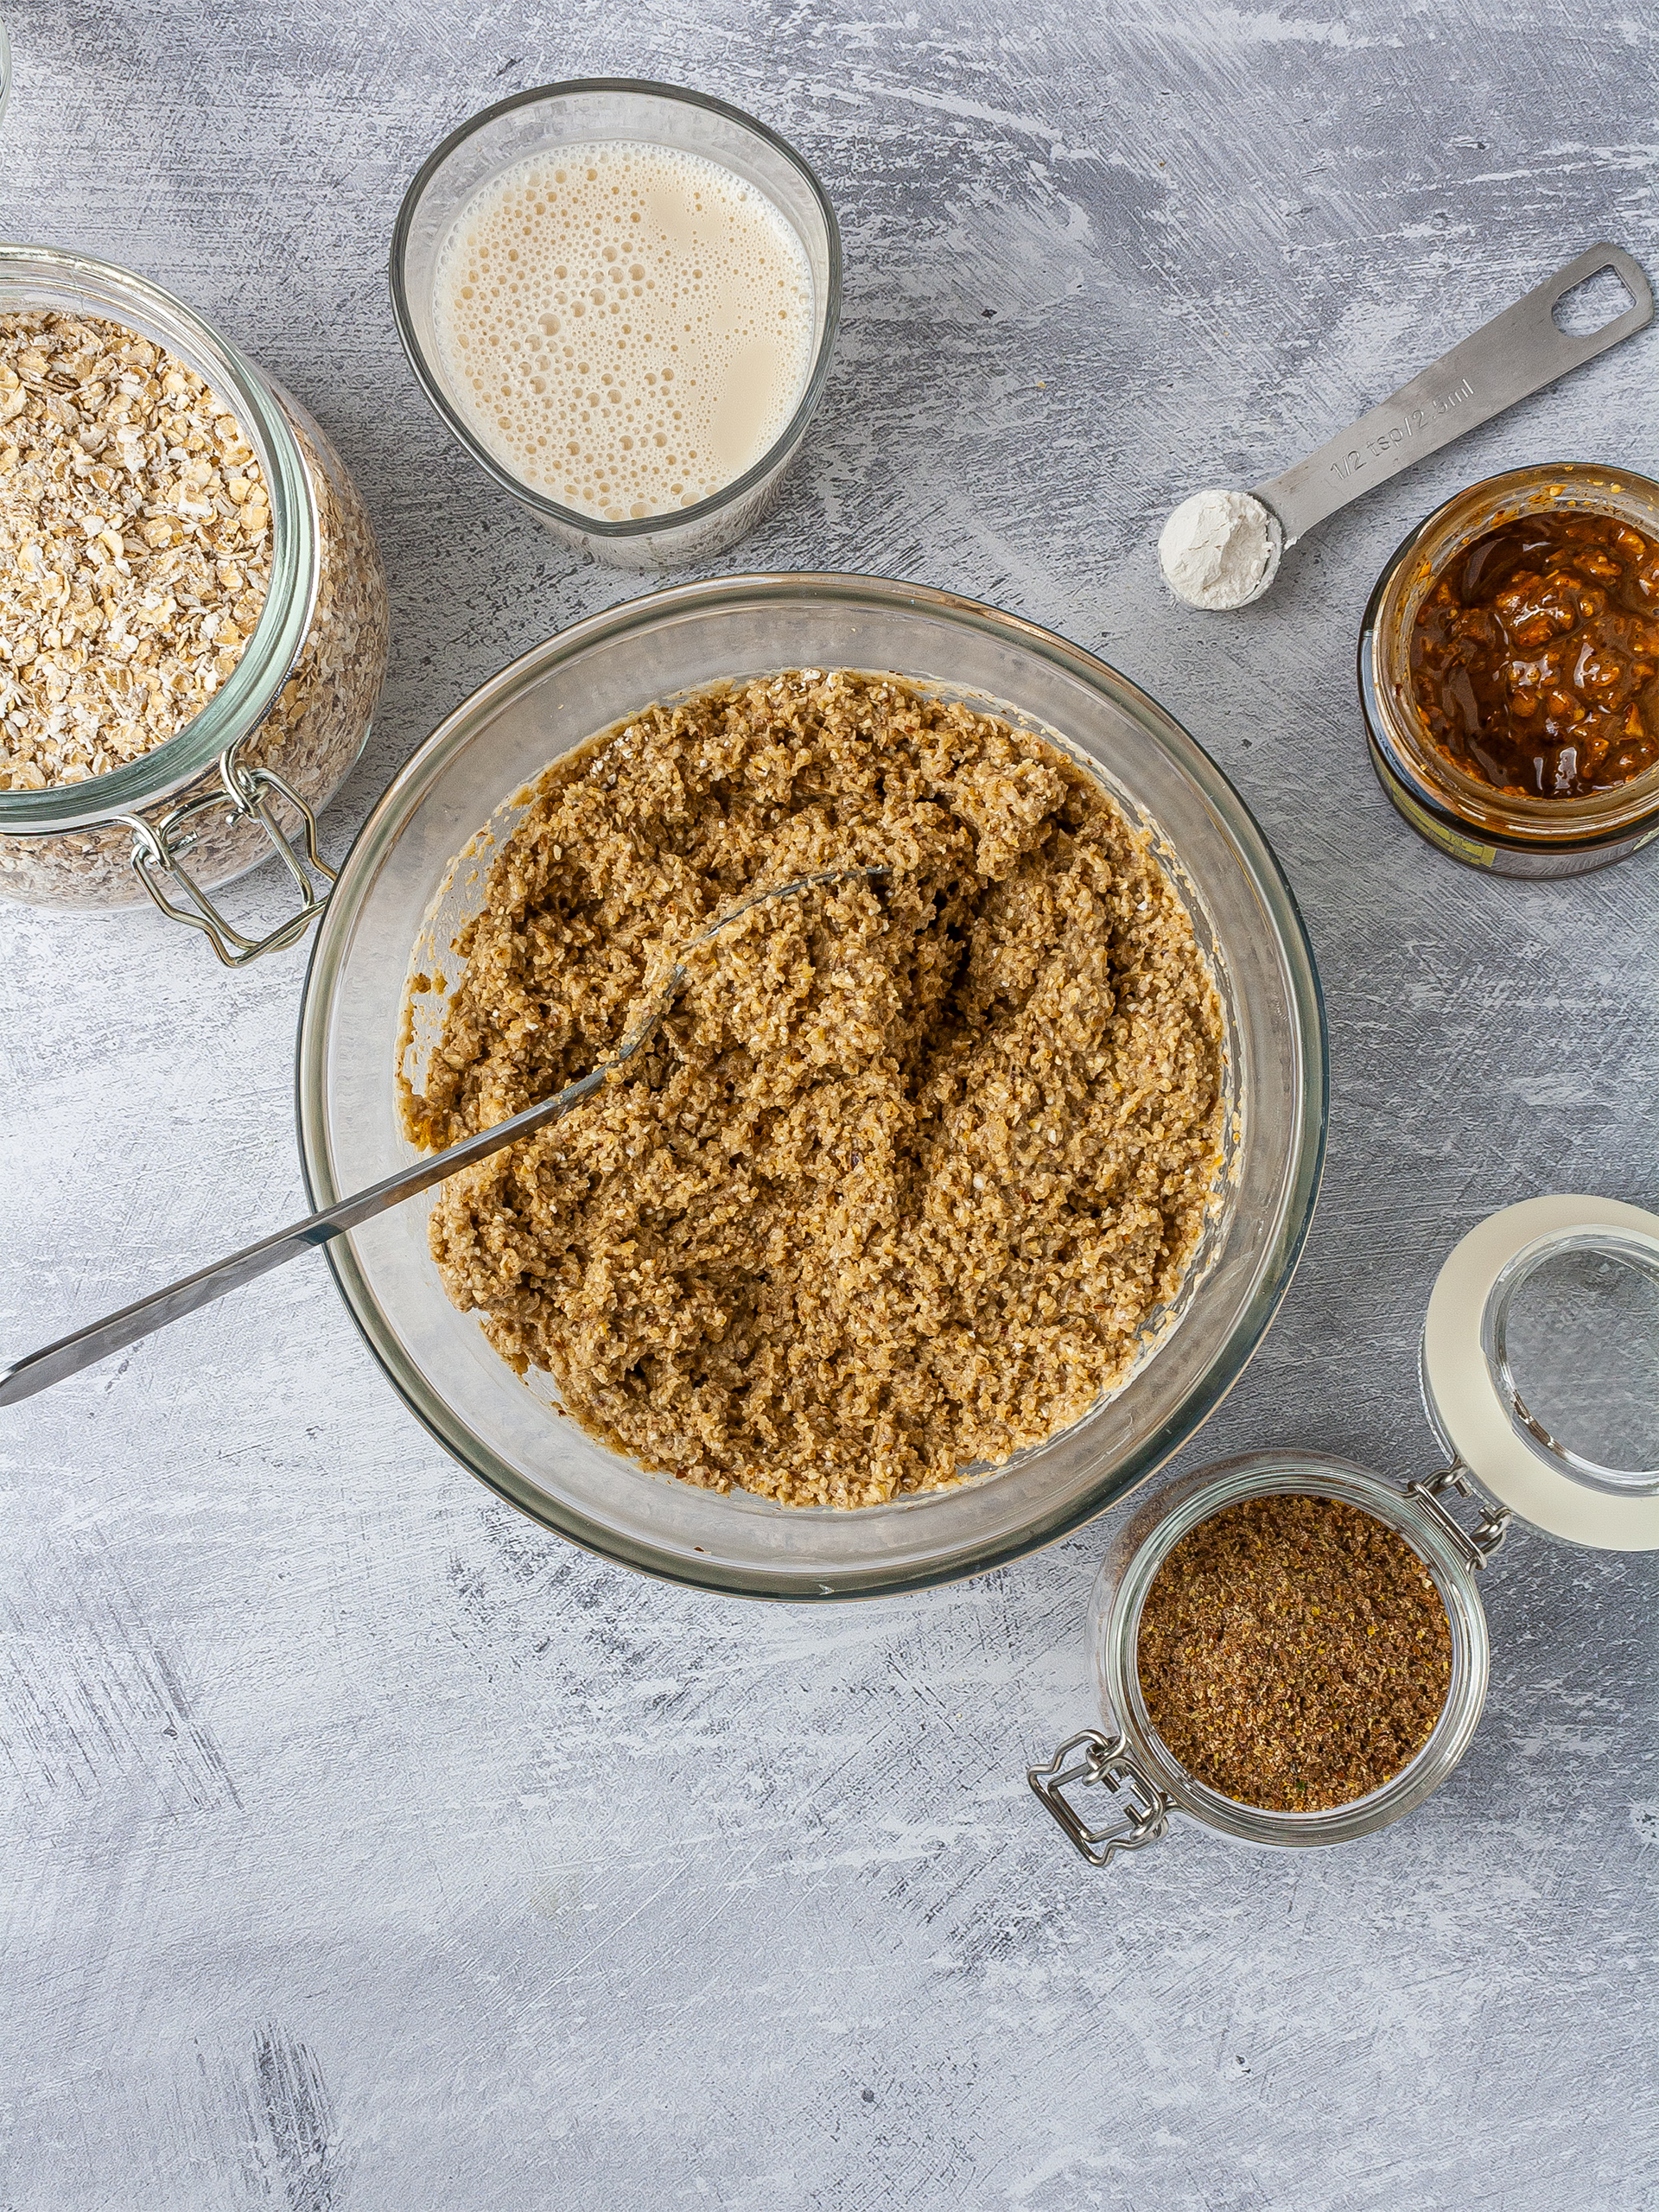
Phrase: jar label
[{"left": 1383, "top": 775, "right": 1497, "bottom": 868}]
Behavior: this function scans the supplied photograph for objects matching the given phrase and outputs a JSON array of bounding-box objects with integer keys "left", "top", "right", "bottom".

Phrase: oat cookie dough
[{"left": 403, "top": 671, "right": 1225, "bottom": 1509}]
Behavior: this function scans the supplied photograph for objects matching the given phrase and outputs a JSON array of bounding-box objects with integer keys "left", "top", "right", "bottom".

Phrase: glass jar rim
[
  {"left": 387, "top": 77, "right": 843, "bottom": 543},
  {"left": 1094, "top": 1452, "right": 1491, "bottom": 1846},
  {"left": 1359, "top": 461, "right": 1659, "bottom": 845},
  {"left": 0, "top": 244, "right": 317, "bottom": 835}
]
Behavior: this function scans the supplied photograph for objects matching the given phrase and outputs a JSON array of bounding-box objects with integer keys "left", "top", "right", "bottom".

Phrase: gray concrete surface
[{"left": 2, "top": 3, "right": 1656, "bottom": 2207}]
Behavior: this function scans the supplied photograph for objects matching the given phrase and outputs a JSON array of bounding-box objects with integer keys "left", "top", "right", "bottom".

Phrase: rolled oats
[
  {"left": 0, "top": 315, "right": 388, "bottom": 910},
  {"left": 0, "top": 311, "right": 271, "bottom": 788}
]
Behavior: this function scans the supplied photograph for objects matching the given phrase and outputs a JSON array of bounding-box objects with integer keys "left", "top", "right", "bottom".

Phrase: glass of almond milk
[{"left": 392, "top": 79, "right": 842, "bottom": 570}]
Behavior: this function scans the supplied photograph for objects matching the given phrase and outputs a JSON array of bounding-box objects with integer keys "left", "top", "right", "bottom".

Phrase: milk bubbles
[{"left": 432, "top": 141, "right": 816, "bottom": 522}]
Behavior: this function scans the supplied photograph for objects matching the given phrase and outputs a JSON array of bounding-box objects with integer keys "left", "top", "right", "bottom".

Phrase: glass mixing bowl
[{"left": 294, "top": 575, "right": 1326, "bottom": 1599}]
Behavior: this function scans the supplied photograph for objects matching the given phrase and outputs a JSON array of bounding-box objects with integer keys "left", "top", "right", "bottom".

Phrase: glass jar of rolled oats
[{"left": 0, "top": 245, "right": 389, "bottom": 963}]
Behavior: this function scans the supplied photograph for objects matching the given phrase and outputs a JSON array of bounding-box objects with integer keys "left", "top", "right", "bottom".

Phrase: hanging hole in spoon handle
[{"left": 1255, "top": 242, "right": 1655, "bottom": 548}]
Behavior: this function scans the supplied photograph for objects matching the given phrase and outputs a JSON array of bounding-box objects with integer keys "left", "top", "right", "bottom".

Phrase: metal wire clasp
[
  {"left": 1028, "top": 1729, "right": 1170, "bottom": 1868},
  {"left": 1406, "top": 1462, "right": 1511, "bottom": 1569},
  {"left": 123, "top": 740, "right": 337, "bottom": 968}
]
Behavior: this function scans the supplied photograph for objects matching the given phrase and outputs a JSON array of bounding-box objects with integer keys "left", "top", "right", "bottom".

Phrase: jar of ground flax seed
[{"left": 1028, "top": 1195, "right": 1659, "bottom": 1868}]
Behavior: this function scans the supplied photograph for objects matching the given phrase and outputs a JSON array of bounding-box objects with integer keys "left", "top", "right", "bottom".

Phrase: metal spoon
[
  {"left": 0, "top": 863, "right": 891, "bottom": 1408},
  {"left": 1160, "top": 240, "right": 1654, "bottom": 609}
]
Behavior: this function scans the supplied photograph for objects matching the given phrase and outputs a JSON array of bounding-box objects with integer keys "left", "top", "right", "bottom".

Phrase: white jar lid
[{"left": 1422, "top": 1194, "right": 1659, "bottom": 1550}]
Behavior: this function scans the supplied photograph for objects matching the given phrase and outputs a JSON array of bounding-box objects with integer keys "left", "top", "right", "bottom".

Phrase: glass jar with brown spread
[
  {"left": 1359, "top": 463, "right": 1659, "bottom": 876},
  {"left": 1028, "top": 1195, "right": 1659, "bottom": 1870}
]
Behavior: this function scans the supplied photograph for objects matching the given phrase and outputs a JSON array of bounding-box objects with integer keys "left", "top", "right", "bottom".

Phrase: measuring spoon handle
[{"left": 1256, "top": 242, "right": 1653, "bottom": 543}]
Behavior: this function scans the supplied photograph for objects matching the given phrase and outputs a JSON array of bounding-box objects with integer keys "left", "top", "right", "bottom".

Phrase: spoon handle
[
  {"left": 1255, "top": 241, "right": 1652, "bottom": 544},
  {"left": 0, "top": 1061, "right": 615, "bottom": 1408},
  {"left": 0, "top": 862, "right": 890, "bottom": 1409}
]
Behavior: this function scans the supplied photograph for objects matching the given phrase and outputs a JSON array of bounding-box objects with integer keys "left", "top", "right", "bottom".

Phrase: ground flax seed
[
  {"left": 1136, "top": 1495, "right": 1452, "bottom": 1811},
  {"left": 403, "top": 670, "right": 1225, "bottom": 1509}
]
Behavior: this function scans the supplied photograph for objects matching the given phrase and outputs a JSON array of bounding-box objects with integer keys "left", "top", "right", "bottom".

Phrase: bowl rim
[
  {"left": 294, "top": 571, "right": 1328, "bottom": 1599},
  {"left": 387, "top": 76, "right": 844, "bottom": 542}
]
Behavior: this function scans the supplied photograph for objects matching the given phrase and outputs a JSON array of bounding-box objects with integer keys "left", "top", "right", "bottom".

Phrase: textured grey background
[{"left": 2, "top": 3, "right": 1656, "bottom": 2208}]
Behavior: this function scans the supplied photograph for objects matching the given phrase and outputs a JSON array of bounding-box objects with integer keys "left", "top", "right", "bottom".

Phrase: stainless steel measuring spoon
[
  {"left": 0, "top": 863, "right": 891, "bottom": 1406},
  {"left": 1160, "top": 240, "right": 1654, "bottom": 609}
]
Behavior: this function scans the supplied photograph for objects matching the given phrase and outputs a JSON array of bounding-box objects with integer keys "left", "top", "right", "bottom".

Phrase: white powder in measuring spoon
[{"left": 1159, "top": 488, "right": 1283, "bottom": 610}]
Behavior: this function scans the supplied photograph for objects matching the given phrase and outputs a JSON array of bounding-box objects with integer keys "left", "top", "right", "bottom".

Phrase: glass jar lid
[{"left": 1421, "top": 1195, "right": 1659, "bottom": 1550}]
